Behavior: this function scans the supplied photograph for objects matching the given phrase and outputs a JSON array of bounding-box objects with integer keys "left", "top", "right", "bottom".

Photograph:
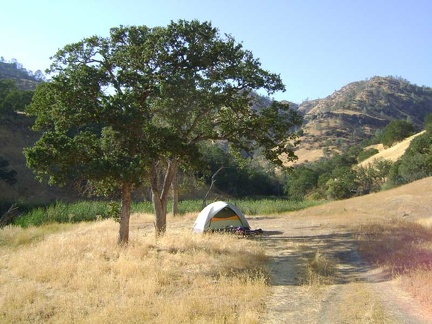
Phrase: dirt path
[{"left": 248, "top": 214, "right": 432, "bottom": 324}]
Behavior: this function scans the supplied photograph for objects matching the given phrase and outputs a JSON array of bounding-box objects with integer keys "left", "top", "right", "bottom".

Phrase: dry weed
[
  {"left": 0, "top": 216, "right": 267, "bottom": 323},
  {"left": 301, "top": 251, "right": 336, "bottom": 286},
  {"left": 356, "top": 219, "right": 432, "bottom": 316},
  {"left": 357, "top": 220, "right": 432, "bottom": 275}
]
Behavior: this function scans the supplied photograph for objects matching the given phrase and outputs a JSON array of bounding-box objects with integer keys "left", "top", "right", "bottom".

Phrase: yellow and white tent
[{"left": 192, "top": 201, "right": 250, "bottom": 233}]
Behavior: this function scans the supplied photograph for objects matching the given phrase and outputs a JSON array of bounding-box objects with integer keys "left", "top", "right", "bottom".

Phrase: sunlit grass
[
  {"left": 0, "top": 215, "right": 268, "bottom": 323},
  {"left": 356, "top": 219, "right": 432, "bottom": 314}
]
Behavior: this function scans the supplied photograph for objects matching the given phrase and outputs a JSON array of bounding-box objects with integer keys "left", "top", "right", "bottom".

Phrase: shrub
[
  {"left": 381, "top": 120, "right": 414, "bottom": 147},
  {"left": 357, "top": 148, "right": 379, "bottom": 162}
]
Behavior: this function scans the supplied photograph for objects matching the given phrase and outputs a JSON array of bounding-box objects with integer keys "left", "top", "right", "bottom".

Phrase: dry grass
[
  {"left": 301, "top": 251, "right": 336, "bottom": 286},
  {"left": 358, "top": 131, "right": 425, "bottom": 168},
  {"left": 0, "top": 213, "right": 268, "bottom": 323},
  {"left": 356, "top": 219, "right": 432, "bottom": 314},
  {"left": 329, "top": 283, "right": 394, "bottom": 324}
]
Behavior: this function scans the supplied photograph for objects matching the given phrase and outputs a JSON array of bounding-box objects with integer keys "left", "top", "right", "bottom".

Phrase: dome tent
[{"left": 192, "top": 201, "right": 250, "bottom": 233}]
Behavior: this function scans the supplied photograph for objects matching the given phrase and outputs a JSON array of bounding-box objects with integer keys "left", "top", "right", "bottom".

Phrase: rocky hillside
[{"left": 291, "top": 76, "right": 432, "bottom": 164}]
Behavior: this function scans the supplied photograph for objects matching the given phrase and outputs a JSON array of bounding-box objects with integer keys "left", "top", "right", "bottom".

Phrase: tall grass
[
  {"left": 0, "top": 215, "right": 268, "bottom": 323},
  {"left": 356, "top": 219, "right": 432, "bottom": 314},
  {"left": 11, "top": 199, "right": 325, "bottom": 228},
  {"left": 13, "top": 201, "right": 119, "bottom": 227},
  {"left": 134, "top": 199, "right": 325, "bottom": 216}
]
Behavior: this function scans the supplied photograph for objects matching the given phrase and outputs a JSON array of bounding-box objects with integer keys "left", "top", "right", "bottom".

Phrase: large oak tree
[{"left": 25, "top": 20, "right": 302, "bottom": 244}]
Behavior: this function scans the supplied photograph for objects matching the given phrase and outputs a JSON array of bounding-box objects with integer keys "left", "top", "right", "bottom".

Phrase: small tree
[
  {"left": 25, "top": 20, "right": 302, "bottom": 244},
  {"left": 325, "top": 166, "right": 357, "bottom": 200},
  {"left": 381, "top": 120, "right": 414, "bottom": 147},
  {"left": 0, "top": 80, "right": 34, "bottom": 117}
]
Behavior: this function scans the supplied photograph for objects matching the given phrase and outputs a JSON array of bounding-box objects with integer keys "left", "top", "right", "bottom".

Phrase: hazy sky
[{"left": 1, "top": 0, "right": 431, "bottom": 103}]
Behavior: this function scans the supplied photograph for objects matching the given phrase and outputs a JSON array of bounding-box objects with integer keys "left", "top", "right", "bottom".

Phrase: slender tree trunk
[
  {"left": 152, "top": 189, "right": 167, "bottom": 235},
  {"left": 118, "top": 182, "right": 132, "bottom": 245},
  {"left": 150, "top": 160, "right": 178, "bottom": 235}
]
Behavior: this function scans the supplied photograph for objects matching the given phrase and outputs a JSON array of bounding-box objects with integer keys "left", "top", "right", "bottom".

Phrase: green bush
[
  {"left": 381, "top": 120, "right": 414, "bottom": 147},
  {"left": 357, "top": 148, "right": 379, "bottom": 162}
]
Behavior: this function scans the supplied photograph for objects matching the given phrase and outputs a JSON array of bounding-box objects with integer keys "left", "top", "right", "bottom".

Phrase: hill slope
[
  {"left": 293, "top": 76, "right": 432, "bottom": 164},
  {"left": 0, "top": 61, "right": 42, "bottom": 90},
  {"left": 358, "top": 131, "right": 425, "bottom": 167}
]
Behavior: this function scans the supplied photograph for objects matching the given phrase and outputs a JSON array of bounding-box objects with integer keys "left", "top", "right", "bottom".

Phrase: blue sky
[{"left": 1, "top": 0, "right": 431, "bottom": 103}]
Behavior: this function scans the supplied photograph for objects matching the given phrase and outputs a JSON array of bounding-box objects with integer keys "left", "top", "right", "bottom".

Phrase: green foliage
[
  {"left": 357, "top": 148, "right": 379, "bottom": 162},
  {"left": 24, "top": 20, "right": 302, "bottom": 239},
  {"left": 25, "top": 20, "right": 301, "bottom": 198},
  {"left": 201, "top": 143, "right": 283, "bottom": 197},
  {"left": 325, "top": 166, "right": 357, "bottom": 200},
  {"left": 424, "top": 113, "right": 432, "bottom": 126},
  {"left": 284, "top": 145, "right": 394, "bottom": 201},
  {"left": 0, "top": 79, "right": 34, "bottom": 116},
  {"left": 388, "top": 130, "right": 432, "bottom": 184},
  {"left": 284, "top": 166, "right": 318, "bottom": 200},
  {"left": 356, "top": 159, "right": 392, "bottom": 195},
  {"left": 380, "top": 120, "right": 415, "bottom": 147},
  {"left": 13, "top": 201, "right": 118, "bottom": 227},
  {"left": 11, "top": 199, "right": 324, "bottom": 228}
]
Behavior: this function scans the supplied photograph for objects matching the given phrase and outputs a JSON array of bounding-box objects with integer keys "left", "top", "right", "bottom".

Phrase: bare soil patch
[{"left": 249, "top": 177, "right": 432, "bottom": 323}]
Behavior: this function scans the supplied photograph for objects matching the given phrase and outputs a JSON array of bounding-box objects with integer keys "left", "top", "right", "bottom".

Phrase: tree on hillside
[
  {"left": 380, "top": 120, "right": 414, "bottom": 147},
  {"left": 284, "top": 166, "right": 318, "bottom": 200},
  {"left": 25, "top": 20, "right": 302, "bottom": 244},
  {"left": 0, "top": 79, "right": 33, "bottom": 115},
  {"left": 388, "top": 128, "right": 432, "bottom": 184},
  {"left": 424, "top": 113, "right": 432, "bottom": 131}
]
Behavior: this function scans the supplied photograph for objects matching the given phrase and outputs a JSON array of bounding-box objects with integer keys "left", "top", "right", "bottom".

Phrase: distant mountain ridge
[
  {"left": 290, "top": 76, "right": 432, "bottom": 164},
  {"left": 0, "top": 60, "right": 43, "bottom": 90}
]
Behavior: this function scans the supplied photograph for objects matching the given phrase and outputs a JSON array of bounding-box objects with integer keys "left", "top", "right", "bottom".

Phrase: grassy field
[
  {"left": 357, "top": 219, "right": 432, "bottom": 312},
  {"left": 0, "top": 213, "right": 268, "bottom": 323},
  {"left": 2, "top": 178, "right": 432, "bottom": 322}
]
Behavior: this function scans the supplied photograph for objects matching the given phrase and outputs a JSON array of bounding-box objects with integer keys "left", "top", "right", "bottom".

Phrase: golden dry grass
[
  {"left": 0, "top": 214, "right": 268, "bottom": 323},
  {"left": 358, "top": 131, "right": 425, "bottom": 167},
  {"left": 301, "top": 251, "right": 336, "bottom": 286},
  {"left": 356, "top": 219, "right": 432, "bottom": 314}
]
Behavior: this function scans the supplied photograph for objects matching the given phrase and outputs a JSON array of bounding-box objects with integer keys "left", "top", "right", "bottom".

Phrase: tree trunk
[
  {"left": 118, "top": 182, "right": 132, "bottom": 245},
  {"left": 152, "top": 189, "right": 167, "bottom": 235},
  {"left": 150, "top": 160, "right": 178, "bottom": 235}
]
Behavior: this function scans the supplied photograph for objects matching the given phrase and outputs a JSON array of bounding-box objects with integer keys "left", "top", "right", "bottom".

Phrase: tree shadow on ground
[{"left": 261, "top": 230, "right": 391, "bottom": 286}]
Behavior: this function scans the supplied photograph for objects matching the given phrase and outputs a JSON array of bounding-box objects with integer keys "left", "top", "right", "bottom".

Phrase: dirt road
[{"left": 248, "top": 205, "right": 432, "bottom": 323}]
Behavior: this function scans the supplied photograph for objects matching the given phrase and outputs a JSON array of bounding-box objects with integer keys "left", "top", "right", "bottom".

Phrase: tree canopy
[
  {"left": 380, "top": 120, "right": 415, "bottom": 147},
  {"left": 25, "top": 20, "right": 302, "bottom": 244},
  {"left": 0, "top": 79, "right": 33, "bottom": 116}
]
